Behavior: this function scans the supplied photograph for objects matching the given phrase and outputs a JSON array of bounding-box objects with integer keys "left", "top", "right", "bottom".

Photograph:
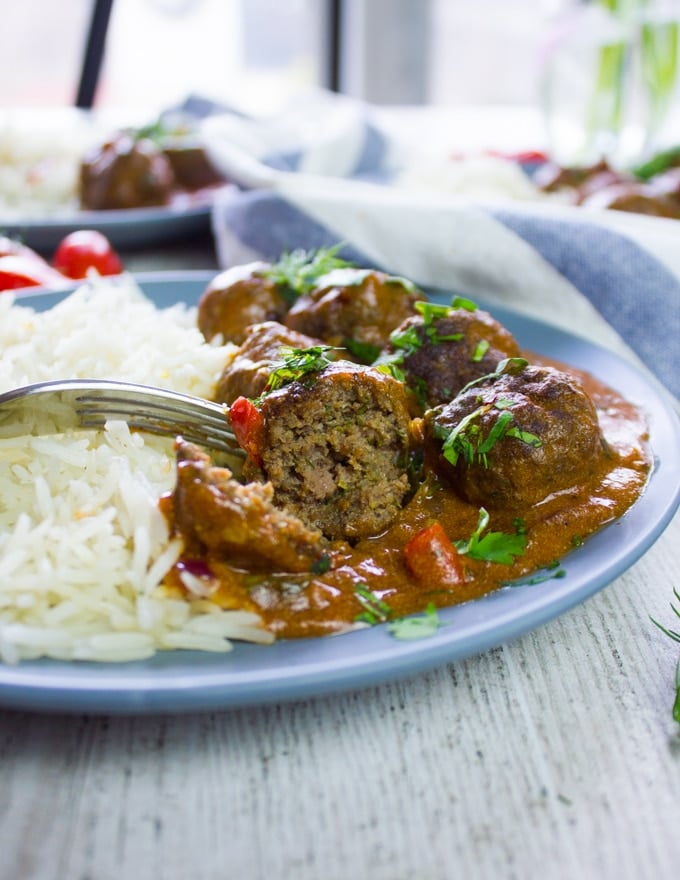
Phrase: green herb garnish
[
  {"left": 343, "top": 337, "right": 382, "bottom": 364},
  {"left": 310, "top": 553, "right": 332, "bottom": 575},
  {"left": 437, "top": 398, "right": 541, "bottom": 469},
  {"left": 387, "top": 603, "right": 442, "bottom": 640},
  {"left": 471, "top": 339, "right": 490, "bottom": 363},
  {"left": 650, "top": 587, "right": 680, "bottom": 725},
  {"left": 506, "top": 560, "right": 567, "bottom": 587},
  {"left": 450, "top": 295, "right": 478, "bottom": 312},
  {"left": 354, "top": 584, "right": 393, "bottom": 625},
  {"left": 262, "top": 244, "right": 354, "bottom": 302},
  {"left": 456, "top": 508, "right": 528, "bottom": 565},
  {"left": 262, "top": 345, "right": 337, "bottom": 395}
]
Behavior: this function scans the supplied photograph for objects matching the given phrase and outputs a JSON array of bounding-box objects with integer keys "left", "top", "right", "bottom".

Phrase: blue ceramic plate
[
  {"left": 1, "top": 201, "right": 215, "bottom": 253},
  {"left": 2, "top": 272, "right": 679, "bottom": 715}
]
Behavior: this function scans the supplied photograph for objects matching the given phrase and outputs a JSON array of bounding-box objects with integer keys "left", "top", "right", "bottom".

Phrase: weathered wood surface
[
  {"left": 1, "top": 510, "right": 678, "bottom": 880},
  {"left": 1, "top": 236, "right": 679, "bottom": 880}
]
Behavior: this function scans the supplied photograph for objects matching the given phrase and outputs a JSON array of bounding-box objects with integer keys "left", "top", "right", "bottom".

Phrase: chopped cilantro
[
  {"left": 437, "top": 397, "right": 541, "bottom": 469},
  {"left": 262, "top": 345, "right": 337, "bottom": 395},
  {"left": 450, "top": 295, "right": 478, "bottom": 312},
  {"left": 456, "top": 508, "right": 528, "bottom": 564},
  {"left": 354, "top": 584, "right": 393, "bottom": 625},
  {"left": 471, "top": 339, "right": 490, "bottom": 362},
  {"left": 262, "top": 244, "right": 354, "bottom": 302},
  {"left": 343, "top": 337, "right": 382, "bottom": 364},
  {"left": 650, "top": 587, "right": 680, "bottom": 725},
  {"left": 310, "top": 553, "right": 332, "bottom": 575},
  {"left": 387, "top": 603, "right": 442, "bottom": 640}
]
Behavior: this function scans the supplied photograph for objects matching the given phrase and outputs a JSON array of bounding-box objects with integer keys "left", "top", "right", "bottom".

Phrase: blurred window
[{"left": 0, "top": 0, "right": 559, "bottom": 112}]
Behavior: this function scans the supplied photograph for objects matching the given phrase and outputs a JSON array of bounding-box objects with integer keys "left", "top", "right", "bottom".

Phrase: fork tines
[{"left": 74, "top": 388, "right": 243, "bottom": 456}]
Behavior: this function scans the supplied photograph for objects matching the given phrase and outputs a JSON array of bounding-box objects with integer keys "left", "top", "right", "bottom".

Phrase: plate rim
[{"left": 1, "top": 272, "right": 679, "bottom": 714}]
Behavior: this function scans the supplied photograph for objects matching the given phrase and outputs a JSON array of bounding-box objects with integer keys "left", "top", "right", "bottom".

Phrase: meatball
[
  {"left": 79, "top": 133, "right": 175, "bottom": 210},
  {"left": 162, "top": 142, "right": 225, "bottom": 191},
  {"left": 197, "top": 263, "right": 291, "bottom": 345},
  {"left": 378, "top": 300, "right": 521, "bottom": 410},
  {"left": 581, "top": 182, "right": 680, "bottom": 218},
  {"left": 214, "top": 321, "right": 325, "bottom": 405},
  {"left": 171, "top": 439, "right": 326, "bottom": 573},
  {"left": 241, "top": 361, "right": 414, "bottom": 541},
  {"left": 284, "top": 268, "right": 421, "bottom": 361},
  {"left": 534, "top": 159, "right": 617, "bottom": 195},
  {"left": 424, "top": 362, "right": 605, "bottom": 509}
]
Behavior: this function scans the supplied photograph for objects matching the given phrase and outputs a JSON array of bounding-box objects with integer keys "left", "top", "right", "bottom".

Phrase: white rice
[
  {"left": 395, "top": 154, "right": 549, "bottom": 203},
  {"left": 0, "top": 275, "right": 274, "bottom": 663},
  {"left": 0, "top": 116, "right": 101, "bottom": 218}
]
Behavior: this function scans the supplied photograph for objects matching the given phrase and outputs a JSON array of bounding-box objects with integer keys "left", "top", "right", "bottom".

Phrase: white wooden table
[
  {"left": 1, "top": 513, "right": 678, "bottom": 879},
  {"left": 2, "top": 135, "right": 680, "bottom": 880}
]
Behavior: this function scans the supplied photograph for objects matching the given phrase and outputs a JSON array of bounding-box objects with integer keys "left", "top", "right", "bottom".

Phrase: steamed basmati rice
[
  {"left": 0, "top": 115, "right": 101, "bottom": 218},
  {"left": 0, "top": 275, "right": 274, "bottom": 663}
]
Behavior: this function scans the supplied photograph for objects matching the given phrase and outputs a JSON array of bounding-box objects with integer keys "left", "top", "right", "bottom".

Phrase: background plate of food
[{"left": 0, "top": 107, "right": 231, "bottom": 251}]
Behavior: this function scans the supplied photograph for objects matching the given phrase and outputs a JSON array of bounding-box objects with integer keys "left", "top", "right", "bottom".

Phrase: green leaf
[
  {"left": 263, "top": 345, "right": 338, "bottom": 394},
  {"left": 262, "top": 244, "right": 354, "bottom": 301},
  {"left": 387, "top": 603, "right": 442, "bottom": 640},
  {"left": 343, "top": 337, "right": 382, "bottom": 364},
  {"left": 354, "top": 584, "right": 393, "bottom": 625},
  {"left": 456, "top": 507, "right": 528, "bottom": 565}
]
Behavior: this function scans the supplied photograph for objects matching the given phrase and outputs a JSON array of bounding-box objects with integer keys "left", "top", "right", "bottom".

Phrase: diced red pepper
[
  {"left": 228, "top": 396, "right": 264, "bottom": 465},
  {"left": 404, "top": 521, "right": 465, "bottom": 589}
]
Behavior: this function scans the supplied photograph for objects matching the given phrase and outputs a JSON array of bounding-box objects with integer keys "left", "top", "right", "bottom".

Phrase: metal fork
[{"left": 0, "top": 379, "right": 244, "bottom": 457}]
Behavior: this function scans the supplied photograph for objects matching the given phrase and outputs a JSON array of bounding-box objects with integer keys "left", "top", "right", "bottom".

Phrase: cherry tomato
[
  {"left": 52, "top": 230, "right": 123, "bottom": 279},
  {"left": 0, "top": 255, "right": 70, "bottom": 292}
]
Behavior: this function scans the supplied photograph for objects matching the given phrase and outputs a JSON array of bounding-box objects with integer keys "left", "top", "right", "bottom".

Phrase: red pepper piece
[
  {"left": 228, "top": 396, "right": 264, "bottom": 466},
  {"left": 404, "top": 521, "right": 465, "bottom": 589}
]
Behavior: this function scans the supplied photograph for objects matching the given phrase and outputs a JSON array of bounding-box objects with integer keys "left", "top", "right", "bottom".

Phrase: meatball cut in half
[
  {"left": 239, "top": 360, "right": 414, "bottom": 542},
  {"left": 214, "top": 321, "right": 326, "bottom": 406},
  {"left": 424, "top": 361, "right": 606, "bottom": 510},
  {"left": 284, "top": 267, "right": 421, "bottom": 361},
  {"left": 197, "top": 262, "right": 291, "bottom": 345},
  {"left": 172, "top": 439, "right": 326, "bottom": 574},
  {"left": 378, "top": 297, "right": 521, "bottom": 410}
]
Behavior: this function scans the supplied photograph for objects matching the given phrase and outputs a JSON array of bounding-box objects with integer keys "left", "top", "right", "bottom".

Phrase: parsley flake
[
  {"left": 262, "top": 244, "right": 354, "bottom": 302},
  {"left": 387, "top": 603, "right": 442, "bottom": 640},
  {"left": 262, "top": 346, "right": 338, "bottom": 395},
  {"left": 456, "top": 508, "right": 528, "bottom": 564},
  {"left": 354, "top": 584, "right": 393, "bottom": 625}
]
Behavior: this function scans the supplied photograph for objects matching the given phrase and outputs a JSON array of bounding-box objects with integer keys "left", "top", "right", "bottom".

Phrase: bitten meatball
[
  {"left": 214, "top": 321, "right": 325, "bottom": 405},
  {"left": 378, "top": 300, "right": 521, "bottom": 410},
  {"left": 197, "top": 262, "right": 291, "bottom": 345},
  {"left": 284, "top": 268, "right": 421, "bottom": 361},
  {"left": 424, "top": 362, "right": 606, "bottom": 509},
  {"left": 241, "top": 361, "right": 415, "bottom": 541},
  {"left": 79, "top": 133, "right": 175, "bottom": 210},
  {"left": 171, "top": 439, "right": 326, "bottom": 573}
]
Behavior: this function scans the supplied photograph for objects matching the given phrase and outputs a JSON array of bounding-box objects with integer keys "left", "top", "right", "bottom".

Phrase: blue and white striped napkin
[{"left": 199, "top": 94, "right": 680, "bottom": 400}]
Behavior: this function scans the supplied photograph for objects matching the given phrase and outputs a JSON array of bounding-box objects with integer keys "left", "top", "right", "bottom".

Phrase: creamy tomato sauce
[{"left": 162, "top": 352, "right": 651, "bottom": 640}]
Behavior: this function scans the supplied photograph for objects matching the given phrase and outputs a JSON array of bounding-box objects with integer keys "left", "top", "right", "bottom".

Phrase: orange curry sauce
[{"left": 161, "top": 355, "right": 651, "bottom": 639}]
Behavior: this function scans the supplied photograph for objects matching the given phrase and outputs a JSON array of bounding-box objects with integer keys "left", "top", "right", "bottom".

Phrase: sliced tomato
[
  {"left": 228, "top": 396, "right": 264, "bottom": 465},
  {"left": 52, "top": 229, "right": 123, "bottom": 279},
  {"left": 404, "top": 521, "right": 465, "bottom": 589},
  {"left": 0, "top": 255, "right": 70, "bottom": 292}
]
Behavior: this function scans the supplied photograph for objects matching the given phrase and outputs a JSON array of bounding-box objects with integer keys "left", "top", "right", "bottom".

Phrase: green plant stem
[{"left": 640, "top": 18, "right": 680, "bottom": 144}]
